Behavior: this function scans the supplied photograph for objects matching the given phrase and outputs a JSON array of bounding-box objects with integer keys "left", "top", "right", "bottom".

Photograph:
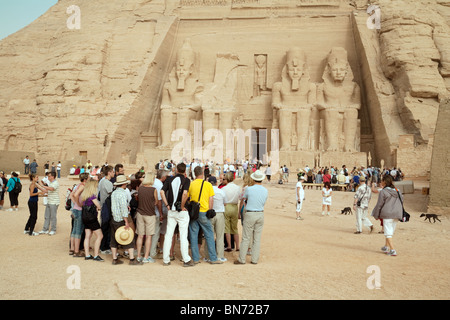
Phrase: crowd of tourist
[{"left": 1, "top": 156, "right": 406, "bottom": 261}]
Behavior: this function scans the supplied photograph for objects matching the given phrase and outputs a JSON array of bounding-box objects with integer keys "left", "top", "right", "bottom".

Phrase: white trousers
[
  {"left": 163, "top": 210, "right": 191, "bottom": 264},
  {"left": 383, "top": 219, "right": 397, "bottom": 239},
  {"left": 355, "top": 207, "right": 373, "bottom": 232}
]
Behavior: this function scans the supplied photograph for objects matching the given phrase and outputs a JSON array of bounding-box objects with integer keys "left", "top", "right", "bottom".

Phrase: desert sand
[{"left": 1, "top": 175, "right": 449, "bottom": 301}]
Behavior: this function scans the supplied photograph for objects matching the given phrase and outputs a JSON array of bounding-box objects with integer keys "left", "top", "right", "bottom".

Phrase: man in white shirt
[
  {"left": 39, "top": 172, "right": 60, "bottom": 235},
  {"left": 23, "top": 156, "right": 30, "bottom": 174},
  {"left": 206, "top": 176, "right": 228, "bottom": 262},
  {"left": 221, "top": 172, "right": 241, "bottom": 252}
]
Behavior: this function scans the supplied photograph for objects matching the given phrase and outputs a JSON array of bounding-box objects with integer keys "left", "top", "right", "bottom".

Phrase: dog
[
  {"left": 341, "top": 207, "right": 353, "bottom": 215},
  {"left": 420, "top": 213, "right": 441, "bottom": 223}
]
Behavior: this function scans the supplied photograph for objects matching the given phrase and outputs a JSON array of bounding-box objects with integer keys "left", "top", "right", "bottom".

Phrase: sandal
[
  {"left": 69, "top": 250, "right": 74, "bottom": 255},
  {"left": 73, "top": 252, "right": 85, "bottom": 257},
  {"left": 225, "top": 248, "right": 233, "bottom": 252}
]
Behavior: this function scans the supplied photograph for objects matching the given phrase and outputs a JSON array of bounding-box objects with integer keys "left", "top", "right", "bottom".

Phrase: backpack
[
  {"left": 12, "top": 178, "right": 22, "bottom": 194},
  {"left": 331, "top": 175, "right": 337, "bottom": 184}
]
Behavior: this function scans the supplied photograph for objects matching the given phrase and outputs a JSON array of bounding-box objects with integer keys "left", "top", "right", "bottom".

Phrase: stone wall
[{"left": 428, "top": 99, "right": 450, "bottom": 215}]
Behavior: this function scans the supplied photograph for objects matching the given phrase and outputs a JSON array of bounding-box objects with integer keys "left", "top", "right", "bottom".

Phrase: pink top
[{"left": 72, "top": 184, "right": 82, "bottom": 211}]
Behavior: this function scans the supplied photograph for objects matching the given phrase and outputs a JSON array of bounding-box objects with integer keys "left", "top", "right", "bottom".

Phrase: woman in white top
[
  {"left": 322, "top": 181, "right": 332, "bottom": 216},
  {"left": 296, "top": 176, "right": 305, "bottom": 220}
]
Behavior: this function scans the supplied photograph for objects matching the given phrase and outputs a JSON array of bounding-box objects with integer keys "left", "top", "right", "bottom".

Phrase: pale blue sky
[{"left": 0, "top": 0, "right": 58, "bottom": 40}]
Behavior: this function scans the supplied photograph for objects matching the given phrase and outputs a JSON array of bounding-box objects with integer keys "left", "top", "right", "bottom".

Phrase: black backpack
[{"left": 12, "top": 178, "right": 22, "bottom": 193}]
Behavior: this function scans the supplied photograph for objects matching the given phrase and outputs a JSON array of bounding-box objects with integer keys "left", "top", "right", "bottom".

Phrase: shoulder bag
[
  {"left": 396, "top": 188, "right": 410, "bottom": 222},
  {"left": 188, "top": 180, "right": 204, "bottom": 221}
]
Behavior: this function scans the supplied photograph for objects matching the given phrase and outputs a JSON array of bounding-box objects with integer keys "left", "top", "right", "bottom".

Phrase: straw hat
[
  {"left": 250, "top": 170, "right": 265, "bottom": 182},
  {"left": 114, "top": 175, "right": 130, "bottom": 186},
  {"left": 115, "top": 226, "right": 134, "bottom": 245}
]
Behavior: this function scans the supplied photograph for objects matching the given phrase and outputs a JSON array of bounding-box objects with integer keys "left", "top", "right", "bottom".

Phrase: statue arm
[
  {"left": 308, "top": 83, "right": 317, "bottom": 106},
  {"left": 316, "top": 83, "right": 324, "bottom": 109},
  {"left": 351, "top": 83, "right": 361, "bottom": 109},
  {"left": 272, "top": 82, "right": 282, "bottom": 109}
]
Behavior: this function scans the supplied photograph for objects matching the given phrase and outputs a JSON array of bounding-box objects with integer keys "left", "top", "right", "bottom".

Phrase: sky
[{"left": 0, "top": 0, "right": 58, "bottom": 40}]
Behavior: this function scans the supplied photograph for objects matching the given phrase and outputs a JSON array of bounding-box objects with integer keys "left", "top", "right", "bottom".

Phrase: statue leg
[
  {"left": 324, "top": 110, "right": 339, "bottom": 151},
  {"left": 344, "top": 109, "right": 358, "bottom": 152},
  {"left": 159, "top": 109, "right": 173, "bottom": 148},
  {"left": 297, "top": 108, "right": 311, "bottom": 151},
  {"left": 279, "top": 109, "right": 292, "bottom": 151}
]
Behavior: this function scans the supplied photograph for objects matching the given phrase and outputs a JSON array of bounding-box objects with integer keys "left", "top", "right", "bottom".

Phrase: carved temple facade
[{"left": 0, "top": 0, "right": 449, "bottom": 177}]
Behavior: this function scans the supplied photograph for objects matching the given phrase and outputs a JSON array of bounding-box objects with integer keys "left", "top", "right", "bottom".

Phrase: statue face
[
  {"left": 176, "top": 58, "right": 192, "bottom": 80},
  {"left": 287, "top": 58, "right": 303, "bottom": 81},
  {"left": 175, "top": 57, "right": 193, "bottom": 90},
  {"left": 329, "top": 62, "right": 348, "bottom": 82}
]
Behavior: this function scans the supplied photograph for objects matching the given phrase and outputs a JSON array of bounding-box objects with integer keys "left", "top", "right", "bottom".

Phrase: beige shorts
[
  {"left": 136, "top": 212, "right": 156, "bottom": 236},
  {"left": 224, "top": 203, "right": 239, "bottom": 234}
]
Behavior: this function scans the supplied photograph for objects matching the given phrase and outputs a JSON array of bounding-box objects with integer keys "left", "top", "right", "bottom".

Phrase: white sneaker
[
  {"left": 39, "top": 230, "right": 49, "bottom": 234},
  {"left": 30, "top": 232, "right": 39, "bottom": 236},
  {"left": 49, "top": 231, "right": 56, "bottom": 236},
  {"left": 219, "top": 257, "right": 228, "bottom": 262},
  {"left": 14, "top": 208, "right": 18, "bottom": 211},
  {"left": 101, "top": 249, "right": 112, "bottom": 255},
  {"left": 387, "top": 249, "right": 397, "bottom": 256},
  {"left": 7, "top": 208, "right": 13, "bottom": 212},
  {"left": 24, "top": 230, "right": 29, "bottom": 235},
  {"left": 381, "top": 246, "right": 389, "bottom": 253}
]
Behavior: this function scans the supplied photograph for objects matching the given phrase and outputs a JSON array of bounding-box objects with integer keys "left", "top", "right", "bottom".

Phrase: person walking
[
  {"left": 70, "top": 173, "right": 89, "bottom": 257},
  {"left": 371, "top": 175, "right": 403, "bottom": 256},
  {"left": 135, "top": 174, "right": 161, "bottom": 263},
  {"left": 353, "top": 176, "right": 373, "bottom": 234},
  {"left": 234, "top": 170, "right": 268, "bottom": 265},
  {"left": 6, "top": 172, "right": 21, "bottom": 211},
  {"left": 160, "top": 163, "right": 194, "bottom": 267},
  {"left": 80, "top": 179, "right": 104, "bottom": 261},
  {"left": 110, "top": 175, "right": 141, "bottom": 265},
  {"left": 296, "top": 175, "right": 305, "bottom": 220},
  {"left": 24, "top": 174, "right": 46, "bottom": 236},
  {"left": 188, "top": 166, "right": 223, "bottom": 265}
]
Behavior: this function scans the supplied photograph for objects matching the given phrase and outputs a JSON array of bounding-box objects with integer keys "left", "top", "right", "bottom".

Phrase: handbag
[
  {"left": 396, "top": 188, "right": 410, "bottom": 222},
  {"left": 188, "top": 180, "right": 204, "bottom": 221},
  {"left": 206, "top": 209, "right": 216, "bottom": 219}
]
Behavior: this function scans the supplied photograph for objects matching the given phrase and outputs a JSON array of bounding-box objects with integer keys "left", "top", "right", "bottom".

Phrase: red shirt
[{"left": 323, "top": 174, "right": 331, "bottom": 183}]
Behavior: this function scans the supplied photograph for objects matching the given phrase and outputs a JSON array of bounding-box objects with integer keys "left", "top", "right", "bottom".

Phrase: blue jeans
[{"left": 189, "top": 212, "right": 218, "bottom": 262}]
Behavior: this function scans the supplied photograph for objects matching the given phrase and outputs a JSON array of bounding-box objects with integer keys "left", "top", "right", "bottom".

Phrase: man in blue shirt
[{"left": 234, "top": 170, "right": 268, "bottom": 265}]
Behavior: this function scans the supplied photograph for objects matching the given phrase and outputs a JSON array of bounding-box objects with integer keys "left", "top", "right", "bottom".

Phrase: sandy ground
[{"left": 1, "top": 175, "right": 449, "bottom": 301}]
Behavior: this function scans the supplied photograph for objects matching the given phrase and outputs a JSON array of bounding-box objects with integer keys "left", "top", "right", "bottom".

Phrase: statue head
[
  {"left": 175, "top": 38, "right": 196, "bottom": 90},
  {"left": 285, "top": 47, "right": 307, "bottom": 90},
  {"left": 326, "top": 47, "right": 349, "bottom": 83},
  {"left": 255, "top": 54, "right": 266, "bottom": 68}
]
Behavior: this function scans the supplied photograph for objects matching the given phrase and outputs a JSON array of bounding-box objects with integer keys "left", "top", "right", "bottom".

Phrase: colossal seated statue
[
  {"left": 159, "top": 38, "right": 203, "bottom": 148},
  {"left": 317, "top": 47, "right": 361, "bottom": 152},
  {"left": 271, "top": 47, "right": 316, "bottom": 151}
]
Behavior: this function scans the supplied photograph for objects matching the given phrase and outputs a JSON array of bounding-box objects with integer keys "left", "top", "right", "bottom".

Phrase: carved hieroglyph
[
  {"left": 159, "top": 38, "right": 203, "bottom": 148},
  {"left": 317, "top": 47, "right": 361, "bottom": 152},
  {"left": 272, "top": 47, "right": 316, "bottom": 151}
]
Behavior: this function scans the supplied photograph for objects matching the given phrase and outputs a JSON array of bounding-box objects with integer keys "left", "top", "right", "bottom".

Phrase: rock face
[{"left": 0, "top": 0, "right": 449, "bottom": 178}]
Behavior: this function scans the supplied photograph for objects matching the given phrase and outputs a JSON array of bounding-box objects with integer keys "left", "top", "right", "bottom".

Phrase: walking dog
[{"left": 420, "top": 213, "right": 441, "bottom": 223}]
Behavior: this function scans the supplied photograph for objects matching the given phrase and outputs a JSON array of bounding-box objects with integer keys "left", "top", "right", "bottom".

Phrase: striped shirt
[
  {"left": 111, "top": 187, "right": 129, "bottom": 222},
  {"left": 47, "top": 180, "right": 60, "bottom": 205}
]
